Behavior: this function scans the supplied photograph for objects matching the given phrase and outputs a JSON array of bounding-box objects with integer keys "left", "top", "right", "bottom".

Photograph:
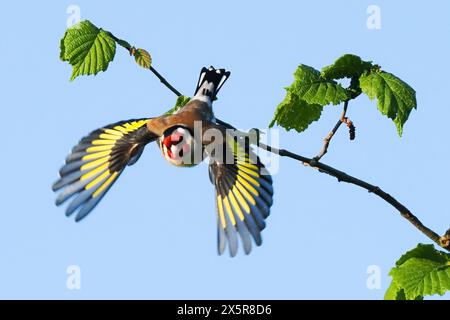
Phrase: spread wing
[
  {"left": 52, "top": 119, "right": 157, "bottom": 221},
  {"left": 207, "top": 130, "right": 274, "bottom": 257}
]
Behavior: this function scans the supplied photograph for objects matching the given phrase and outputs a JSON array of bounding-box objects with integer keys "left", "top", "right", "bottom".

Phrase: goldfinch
[{"left": 53, "top": 67, "right": 274, "bottom": 257}]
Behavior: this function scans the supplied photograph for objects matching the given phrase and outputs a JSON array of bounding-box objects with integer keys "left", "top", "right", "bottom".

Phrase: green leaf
[
  {"left": 390, "top": 258, "right": 450, "bottom": 300},
  {"left": 395, "top": 243, "right": 449, "bottom": 266},
  {"left": 60, "top": 20, "right": 116, "bottom": 81},
  {"left": 165, "top": 95, "right": 191, "bottom": 115},
  {"left": 359, "top": 70, "right": 417, "bottom": 136},
  {"left": 386, "top": 244, "right": 450, "bottom": 300},
  {"left": 321, "top": 54, "right": 373, "bottom": 80},
  {"left": 290, "top": 64, "right": 351, "bottom": 106},
  {"left": 133, "top": 48, "right": 152, "bottom": 69},
  {"left": 269, "top": 64, "right": 349, "bottom": 133},
  {"left": 384, "top": 280, "right": 407, "bottom": 300},
  {"left": 385, "top": 280, "right": 424, "bottom": 300},
  {"left": 269, "top": 88, "right": 323, "bottom": 133}
]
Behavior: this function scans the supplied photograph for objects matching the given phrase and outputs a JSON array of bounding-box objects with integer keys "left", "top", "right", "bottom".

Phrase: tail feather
[{"left": 194, "top": 66, "right": 230, "bottom": 100}]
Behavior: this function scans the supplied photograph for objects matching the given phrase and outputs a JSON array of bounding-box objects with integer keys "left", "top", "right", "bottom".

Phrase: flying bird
[{"left": 52, "top": 67, "right": 274, "bottom": 257}]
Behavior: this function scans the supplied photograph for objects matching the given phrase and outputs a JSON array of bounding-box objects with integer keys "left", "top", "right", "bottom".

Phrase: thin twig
[
  {"left": 315, "top": 100, "right": 349, "bottom": 161},
  {"left": 149, "top": 66, "right": 183, "bottom": 97},
  {"left": 110, "top": 32, "right": 183, "bottom": 97}
]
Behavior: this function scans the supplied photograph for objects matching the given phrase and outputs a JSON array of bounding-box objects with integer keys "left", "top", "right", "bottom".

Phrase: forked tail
[{"left": 194, "top": 66, "right": 230, "bottom": 100}]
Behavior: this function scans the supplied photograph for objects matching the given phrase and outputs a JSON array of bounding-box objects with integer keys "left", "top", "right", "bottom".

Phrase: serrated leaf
[
  {"left": 269, "top": 89, "right": 323, "bottom": 133},
  {"left": 269, "top": 64, "right": 348, "bottom": 133},
  {"left": 359, "top": 71, "right": 417, "bottom": 136},
  {"left": 59, "top": 35, "right": 66, "bottom": 61},
  {"left": 385, "top": 244, "right": 450, "bottom": 300},
  {"left": 395, "top": 244, "right": 449, "bottom": 267},
  {"left": 133, "top": 48, "right": 152, "bottom": 69},
  {"left": 389, "top": 258, "right": 450, "bottom": 300},
  {"left": 321, "top": 54, "right": 373, "bottom": 80},
  {"left": 60, "top": 20, "right": 116, "bottom": 81},
  {"left": 384, "top": 280, "right": 424, "bottom": 300},
  {"left": 290, "top": 65, "right": 351, "bottom": 106},
  {"left": 384, "top": 280, "right": 406, "bottom": 300},
  {"left": 165, "top": 95, "right": 191, "bottom": 115}
]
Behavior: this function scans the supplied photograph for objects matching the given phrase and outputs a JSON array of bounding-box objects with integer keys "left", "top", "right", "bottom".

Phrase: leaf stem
[
  {"left": 314, "top": 100, "right": 349, "bottom": 161},
  {"left": 109, "top": 32, "right": 183, "bottom": 97}
]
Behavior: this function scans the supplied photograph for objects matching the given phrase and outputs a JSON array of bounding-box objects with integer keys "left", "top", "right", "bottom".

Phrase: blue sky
[{"left": 1, "top": 1, "right": 449, "bottom": 299}]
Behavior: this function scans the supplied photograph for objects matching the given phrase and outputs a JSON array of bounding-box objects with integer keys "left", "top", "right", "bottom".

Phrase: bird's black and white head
[{"left": 193, "top": 66, "right": 230, "bottom": 104}]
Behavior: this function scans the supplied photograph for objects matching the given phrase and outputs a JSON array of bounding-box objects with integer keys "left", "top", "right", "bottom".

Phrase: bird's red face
[{"left": 160, "top": 127, "right": 196, "bottom": 166}]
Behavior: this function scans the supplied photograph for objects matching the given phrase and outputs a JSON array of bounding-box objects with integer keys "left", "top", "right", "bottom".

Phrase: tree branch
[
  {"left": 315, "top": 100, "right": 349, "bottom": 161},
  {"left": 215, "top": 118, "right": 449, "bottom": 252},
  {"left": 258, "top": 141, "right": 450, "bottom": 252},
  {"left": 126, "top": 46, "right": 450, "bottom": 252}
]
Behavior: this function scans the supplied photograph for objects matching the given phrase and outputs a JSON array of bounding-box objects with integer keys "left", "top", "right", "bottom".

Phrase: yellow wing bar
[
  {"left": 209, "top": 133, "right": 273, "bottom": 257},
  {"left": 53, "top": 119, "right": 155, "bottom": 221}
]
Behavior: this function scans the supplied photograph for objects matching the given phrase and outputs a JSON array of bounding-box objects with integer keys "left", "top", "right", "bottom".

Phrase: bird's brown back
[{"left": 146, "top": 99, "right": 215, "bottom": 137}]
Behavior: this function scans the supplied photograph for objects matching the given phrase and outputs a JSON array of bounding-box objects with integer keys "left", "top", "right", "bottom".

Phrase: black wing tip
[
  {"left": 52, "top": 181, "right": 61, "bottom": 192},
  {"left": 74, "top": 214, "right": 87, "bottom": 223},
  {"left": 63, "top": 206, "right": 89, "bottom": 222},
  {"left": 65, "top": 211, "right": 73, "bottom": 218},
  {"left": 218, "top": 238, "right": 262, "bottom": 257}
]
